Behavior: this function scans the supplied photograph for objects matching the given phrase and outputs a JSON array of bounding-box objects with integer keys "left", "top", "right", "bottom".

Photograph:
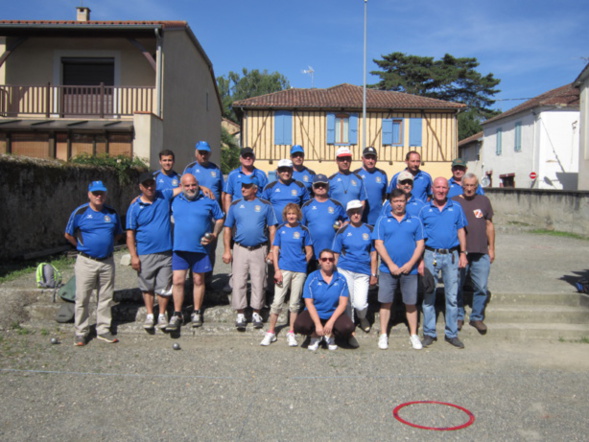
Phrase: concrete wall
[{"left": 0, "top": 155, "right": 143, "bottom": 260}]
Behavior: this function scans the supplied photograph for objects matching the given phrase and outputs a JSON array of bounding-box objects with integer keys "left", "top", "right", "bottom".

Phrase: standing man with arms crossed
[
  {"left": 290, "top": 145, "right": 316, "bottom": 192},
  {"left": 388, "top": 151, "right": 432, "bottom": 202},
  {"left": 354, "top": 146, "right": 388, "bottom": 226},
  {"left": 452, "top": 173, "right": 495, "bottom": 334},
  {"left": 328, "top": 147, "right": 368, "bottom": 210},
  {"left": 65, "top": 180, "right": 124, "bottom": 346},
  {"left": 418, "top": 177, "right": 468, "bottom": 349}
]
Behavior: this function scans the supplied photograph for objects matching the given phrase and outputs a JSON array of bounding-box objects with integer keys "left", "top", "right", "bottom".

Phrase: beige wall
[{"left": 133, "top": 112, "right": 164, "bottom": 169}]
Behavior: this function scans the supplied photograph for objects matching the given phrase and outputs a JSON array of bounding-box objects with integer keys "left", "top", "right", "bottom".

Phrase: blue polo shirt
[
  {"left": 447, "top": 177, "right": 486, "bottom": 199},
  {"left": 354, "top": 167, "right": 388, "bottom": 225},
  {"left": 171, "top": 193, "right": 224, "bottom": 253},
  {"left": 273, "top": 223, "right": 312, "bottom": 273},
  {"left": 262, "top": 179, "right": 310, "bottom": 222},
  {"left": 380, "top": 195, "right": 425, "bottom": 218},
  {"left": 301, "top": 198, "right": 347, "bottom": 259},
  {"left": 224, "top": 167, "right": 268, "bottom": 200},
  {"left": 388, "top": 169, "right": 432, "bottom": 202},
  {"left": 303, "top": 270, "right": 349, "bottom": 320},
  {"left": 126, "top": 190, "right": 174, "bottom": 255},
  {"left": 328, "top": 171, "right": 368, "bottom": 209},
  {"left": 332, "top": 223, "right": 375, "bottom": 276},
  {"left": 65, "top": 204, "right": 123, "bottom": 259},
  {"left": 153, "top": 170, "right": 180, "bottom": 190},
  {"left": 225, "top": 197, "right": 278, "bottom": 247},
  {"left": 292, "top": 166, "right": 316, "bottom": 192},
  {"left": 183, "top": 161, "right": 224, "bottom": 202},
  {"left": 373, "top": 212, "right": 424, "bottom": 275},
  {"left": 418, "top": 199, "right": 467, "bottom": 250}
]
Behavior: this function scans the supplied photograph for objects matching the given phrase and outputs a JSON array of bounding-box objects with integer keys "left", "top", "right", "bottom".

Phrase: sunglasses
[
  {"left": 337, "top": 157, "right": 351, "bottom": 162},
  {"left": 198, "top": 150, "right": 210, "bottom": 155},
  {"left": 320, "top": 257, "right": 335, "bottom": 262},
  {"left": 399, "top": 180, "right": 413, "bottom": 185},
  {"left": 313, "top": 183, "right": 327, "bottom": 189}
]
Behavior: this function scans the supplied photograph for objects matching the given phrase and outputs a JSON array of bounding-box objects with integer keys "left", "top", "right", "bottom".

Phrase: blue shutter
[
  {"left": 514, "top": 122, "right": 522, "bottom": 152},
  {"left": 349, "top": 113, "right": 358, "bottom": 145},
  {"left": 274, "top": 111, "right": 292, "bottom": 145},
  {"left": 382, "top": 119, "right": 393, "bottom": 145},
  {"left": 409, "top": 118, "right": 422, "bottom": 146},
  {"left": 327, "top": 113, "right": 335, "bottom": 144},
  {"left": 496, "top": 128, "right": 502, "bottom": 155}
]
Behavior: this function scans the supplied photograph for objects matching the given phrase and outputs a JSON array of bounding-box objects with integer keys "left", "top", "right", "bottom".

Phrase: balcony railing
[{"left": 0, "top": 83, "right": 156, "bottom": 118}]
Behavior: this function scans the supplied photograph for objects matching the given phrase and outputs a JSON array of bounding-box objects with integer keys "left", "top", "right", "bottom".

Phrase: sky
[{"left": 2, "top": 0, "right": 588, "bottom": 112}]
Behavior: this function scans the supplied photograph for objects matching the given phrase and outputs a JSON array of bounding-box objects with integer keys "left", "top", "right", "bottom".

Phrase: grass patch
[
  {"left": 0, "top": 254, "right": 75, "bottom": 284},
  {"left": 529, "top": 229, "right": 588, "bottom": 240},
  {"left": 507, "top": 221, "right": 532, "bottom": 227}
]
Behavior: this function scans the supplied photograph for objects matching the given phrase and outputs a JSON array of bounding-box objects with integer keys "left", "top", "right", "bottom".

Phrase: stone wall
[{"left": 0, "top": 155, "right": 143, "bottom": 260}]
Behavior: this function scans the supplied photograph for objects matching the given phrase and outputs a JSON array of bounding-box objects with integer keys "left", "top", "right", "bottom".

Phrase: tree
[
  {"left": 217, "top": 68, "right": 290, "bottom": 122},
  {"left": 220, "top": 126, "right": 240, "bottom": 174},
  {"left": 371, "top": 53, "right": 501, "bottom": 139}
]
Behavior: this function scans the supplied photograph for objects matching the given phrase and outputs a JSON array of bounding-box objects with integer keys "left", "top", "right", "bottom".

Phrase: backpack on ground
[
  {"left": 55, "top": 275, "right": 76, "bottom": 323},
  {"left": 36, "top": 263, "right": 62, "bottom": 289},
  {"left": 575, "top": 278, "right": 589, "bottom": 294},
  {"left": 57, "top": 275, "right": 76, "bottom": 303}
]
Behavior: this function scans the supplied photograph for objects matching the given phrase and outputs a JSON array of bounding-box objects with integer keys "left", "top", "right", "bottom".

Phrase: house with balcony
[
  {"left": 0, "top": 7, "right": 221, "bottom": 170},
  {"left": 232, "top": 83, "right": 465, "bottom": 177}
]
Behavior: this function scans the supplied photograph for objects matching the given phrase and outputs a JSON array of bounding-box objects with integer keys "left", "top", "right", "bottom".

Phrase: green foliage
[
  {"left": 371, "top": 52, "right": 501, "bottom": 139},
  {"left": 69, "top": 153, "right": 148, "bottom": 185},
  {"left": 217, "top": 68, "right": 290, "bottom": 122},
  {"left": 529, "top": 230, "right": 588, "bottom": 240},
  {"left": 220, "top": 126, "right": 241, "bottom": 174}
]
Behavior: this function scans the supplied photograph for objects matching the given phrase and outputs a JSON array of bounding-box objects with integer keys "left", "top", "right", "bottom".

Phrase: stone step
[
  {"left": 486, "top": 304, "right": 589, "bottom": 324},
  {"left": 489, "top": 292, "right": 589, "bottom": 307}
]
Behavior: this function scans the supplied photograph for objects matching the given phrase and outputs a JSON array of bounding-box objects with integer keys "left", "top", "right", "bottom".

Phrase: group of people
[{"left": 65, "top": 142, "right": 495, "bottom": 352}]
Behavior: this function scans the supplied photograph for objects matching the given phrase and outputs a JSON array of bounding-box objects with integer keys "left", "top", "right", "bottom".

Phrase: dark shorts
[
  {"left": 378, "top": 272, "right": 418, "bottom": 305},
  {"left": 172, "top": 251, "right": 212, "bottom": 274}
]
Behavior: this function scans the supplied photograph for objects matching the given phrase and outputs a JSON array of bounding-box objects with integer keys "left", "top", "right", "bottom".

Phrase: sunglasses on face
[
  {"left": 198, "top": 151, "right": 210, "bottom": 155},
  {"left": 399, "top": 180, "right": 413, "bottom": 185},
  {"left": 313, "top": 183, "right": 327, "bottom": 189},
  {"left": 337, "top": 157, "right": 351, "bottom": 162},
  {"left": 320, "top": 257, "right": 335, "bottom": 262}
]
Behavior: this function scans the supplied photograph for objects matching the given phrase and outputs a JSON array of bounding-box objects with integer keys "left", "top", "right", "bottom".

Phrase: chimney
[{"left": 76, "top": 6, "right": 91, "bottom": 22}]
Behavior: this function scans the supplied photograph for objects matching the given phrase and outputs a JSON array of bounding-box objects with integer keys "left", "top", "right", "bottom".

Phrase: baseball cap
[
  {"left": 397, "top": 171, "right": 414, "bottom": 182},
  {"left": 346, "top": 200, "right": 363, "bottom": 211},
  {"left": 241, "top": 147, "right": 255, "bottom": 157},
  {"left": 363, "top": 146, "right": 377, "bottom": 157},
  {"left": 452, "top": 158, "right": 467, "bottom": 167},
  {"left": 336, "top": 147, "right": 352, "bottom": 158},
  {"left": 88, "top": 180, "right": 107, "bottom": 192},
  {"left": 241, "top": 175, "right": 259, "bottom": 187},
  {"left": 277, "top": 159, "right": 293, "bottom": 169},
  {"left": 195, "top": 141, "right": 211, "bottom": 152},
  {"left": 290, "top": 145, "right": 304, "bottom": 155},
  {"left": 139, "top": 172, "right": 155, "bottom": 184},
  {"left": 313, "top": 174, "right": 329, "bottom": 185}
]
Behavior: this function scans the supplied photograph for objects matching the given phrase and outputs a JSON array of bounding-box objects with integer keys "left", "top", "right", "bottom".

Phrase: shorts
[
  {"left": 138, "top": 252, "right": 172, "bottom": 295},
  {"left": 378, "top": 272, "right": 418, "bottom": 305},
  {"left": 172, "top": 251, "right": 212, "bottom": 274}
]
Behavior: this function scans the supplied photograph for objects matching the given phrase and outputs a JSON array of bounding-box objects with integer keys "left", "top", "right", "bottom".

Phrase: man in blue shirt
[
  {"left": 153, "top": 149, "right": 180, "bottom": 190},
  {"left": 223, "top": 175, "right": 278, "bottom": 330},
  {"left": 328, "top": 147, "right": 368, "bottom": 210},
  {"left": 290, "top": 145, "right": 316, "bottom": 192},
  {"left": 126, "top": 172, "right": 182, "bottom": 331},
  {"left": 223, "top": 147, "right": 268, "bottom": 213},
  {"left": 262, "top": 158, "right": 310, "bottom": 221},
  {"left": 418, "top": 177, "right": 468, "bottom": 349},
  {"left": 387, "top": 151, "right": 432, "bottom": 202},
  {"left": 380, "top": 170, "right": 425, "bottom": 218},
  {"left": 354, "top": 146, "right": 387, "bottom": 225},
  {"left": 65, "top": 180, "right": 124, "bottom": 346},
  {"left": 167, "top": 173, "right": 224, "bottom": 331},
  {"left": 447, "top": 158, "right": 485, "bottom": 198}
]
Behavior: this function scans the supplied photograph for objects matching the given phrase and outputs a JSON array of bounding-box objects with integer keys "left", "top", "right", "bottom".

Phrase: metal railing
[{"left": 0, "top": 83, "right": 156, "bottom": 118}]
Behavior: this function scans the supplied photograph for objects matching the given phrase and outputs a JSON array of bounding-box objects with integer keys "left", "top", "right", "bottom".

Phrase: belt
[
  {"left": 79, "top": 252, "right": 113, "bottom": 261},
  {"left": 235, "top": 242, "right": 265, "bottom": 251},
  {"left": 425, "top": 246, "right": 459, "bottom": 254}
]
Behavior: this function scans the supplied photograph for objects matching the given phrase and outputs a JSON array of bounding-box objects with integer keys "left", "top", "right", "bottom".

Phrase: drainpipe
[{"left": 154, "top": 28, "right": 163, "bottom": 117}]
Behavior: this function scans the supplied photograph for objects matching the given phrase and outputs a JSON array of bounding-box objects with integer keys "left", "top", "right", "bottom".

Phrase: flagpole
[{"left": 362, "top": 0, "right": 368, "bottom": 150}]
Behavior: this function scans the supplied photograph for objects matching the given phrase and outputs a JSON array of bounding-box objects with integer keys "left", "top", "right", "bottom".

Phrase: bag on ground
[{"left": 36, "top": 263, "right": 62, "bottom": 289}]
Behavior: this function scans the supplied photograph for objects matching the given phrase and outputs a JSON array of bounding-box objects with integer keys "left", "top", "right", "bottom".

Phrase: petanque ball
[
  {"left": 50, "top": 338, "right": 59, "bottom": 345},
  {"left": 172, "top": 343, "right": 181, "bottom": 350}
]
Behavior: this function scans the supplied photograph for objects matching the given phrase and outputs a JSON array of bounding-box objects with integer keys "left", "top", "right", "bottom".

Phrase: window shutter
[
  {"left": 409, "top": 118, "right": 423, "bottom": 147},
  {"left": 514, "top": 122, "right": 522, "bottom": 152},
  {"left": 327, "top": 113, "right": 335, "bottom": 144},
  {"left": 496, "top": 128, "right": 502, "bottom": 155},
  {"left": 274, "top": 111, "right": 292, "bottom": 145},
  {"left": 382, "top": 119, "right": 393, "bottom": 145},
  {"left": 349, "top": 113, "right": 358, "bottom": 145}
]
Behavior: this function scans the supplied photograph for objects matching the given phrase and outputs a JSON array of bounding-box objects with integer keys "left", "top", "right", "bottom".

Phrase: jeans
[
  {"left": 458, "top": 253, "right": 490, "bottom": 322},
  {"left": 423, "top": 249, "right": 459, "bottom": 339}
]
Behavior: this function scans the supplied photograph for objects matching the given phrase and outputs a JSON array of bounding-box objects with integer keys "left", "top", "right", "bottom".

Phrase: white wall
[{"left": 577, "top": 74, "right": 589, "bottom": 190}]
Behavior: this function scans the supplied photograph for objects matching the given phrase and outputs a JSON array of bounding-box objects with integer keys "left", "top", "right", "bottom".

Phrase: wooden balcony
[{"left": 0, "top": 83, "right": 156, "bottom": 118}]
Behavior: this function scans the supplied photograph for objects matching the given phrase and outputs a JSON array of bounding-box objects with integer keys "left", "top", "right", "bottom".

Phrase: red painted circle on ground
[{"left": 393, "top": 401, "right": 475, "bottom": 431}]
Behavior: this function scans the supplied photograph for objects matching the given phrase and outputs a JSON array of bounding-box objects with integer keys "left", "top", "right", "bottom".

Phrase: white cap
[
  {"left": 277, "top": 159, "right": 293, "bottom": 169},
  {"left": 336, "top": 147, "right": 352, "bottom": 158},
  {"left": 346, "top": 200, "right": 363, "bottom": 211}
]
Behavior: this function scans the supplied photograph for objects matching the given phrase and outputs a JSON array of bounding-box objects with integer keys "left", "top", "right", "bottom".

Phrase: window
[
  {"left": 274, "top": 111, "right": 292, "bottom": 145},
  {"left": 496, "top": 128, "right": 502, "bottom": 155},
  {"left": 327, "top": 112, "right": 358, "bottom": 145},
  {"left": 62, "top": 57, "right": 114, "bottom": 86},
  {"left": 514, "top": 122, "right": 522, "bottom": 152},
  {"left": 382, "top": 119, "right": 403, "bottom": 146}
]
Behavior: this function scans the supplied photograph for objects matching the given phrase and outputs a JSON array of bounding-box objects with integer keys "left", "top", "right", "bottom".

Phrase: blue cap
[
  {"left": 290, "top": 145, "right": 304, "bottom": 155},
  {"left": 313, "top": 174, "right": 329, "bottom": 184},
  {"left": 241, "top": 175, "right": 259, "bottom": 187},
  {"left": 88, "top": 180, "right": 107, "bottom": 192},
  {"left": 195, "top": 141, "right": 211, "bottom": 152}
]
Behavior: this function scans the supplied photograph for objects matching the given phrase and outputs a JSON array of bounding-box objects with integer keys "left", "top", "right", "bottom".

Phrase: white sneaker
[
  {"left": 235, "top": 313, "right": 247, "bottom": 330},
  {"left": 286, "top": 331, "right": 298, "bottom": 347},
  {"left": 325, "top": 336, "right": 338, "bottom": 351},
  {"left": 410, "top": 334, "right": 423, "bottom": 350},
  {"left": 252, "top": 312, "right": 263, "bottom": 329},
  {"left": 157, "top": 314, "right": 168, "bottom": 330},
  {"left": 378, "top": 334, "right": 389, "bottom": 350},
  {"left": 260, "top": 332, "right": 277, "bottom": 346},
  {"left": 308, "top": 336, "right": 322, "bottom": 351}
]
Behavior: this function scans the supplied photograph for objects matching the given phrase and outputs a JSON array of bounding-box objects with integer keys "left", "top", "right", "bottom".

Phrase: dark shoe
[
  {"left": 469, "top": 320, "right": 488, "bottom": 335},
  {"left": 97, "top": 332, "right": 119, "bottom": 344},
  {"left": 348, "top": 335, "right": 360, "bottom": 348},
  {"left": 359, "top": 317, "right": 371, "bottom": 333},
  {"left": 421, "top": 335, "right": 437, "bottom": 347},
  {"left": 457, "top": 319, "right": 464, "bottom": 331},
  {"left": 445, "top": 335, "right": 465, "bottom": 349}
]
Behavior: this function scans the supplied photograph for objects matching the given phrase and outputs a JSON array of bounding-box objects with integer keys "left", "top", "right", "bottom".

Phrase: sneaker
[
  {"left": 97, "top": 332, "right": 119, "bottom": 343},
  {"left": 157, "top": 314, "right": 168, "bottom": 330},
  {"left": 359, "top": 317, "right": 371, "bottom": 333},
  {"left": 73, "top": 335, "right": 86, "bottom": 347},
  {"left": 166, "top": 314, "right": 182, "bottom": 332},
  {"left": 445, "top": 335, "right": 465, "bottom": 349},
  {"left": 307, "top": 336, "right": 322, "bottom": 351},
  {"left": 378, "top": 333, "right": 388, "bottom": 350},
  {"left": 143, "top": 315, "right": 155, "bottom": 330},
  {"left": 286, "top": 331, "right": 298, "bottom": 347},
  {"left": 191, "top": 311, "right": 202, "bottom": 328},
  {"left": 235, "top": 313, "right": 247, "bottom": 330},
  {"left": 325, "top": 336, "right": 338, "bottom": 351},
  {"left": 252, "top": 312, "right": 263, "bottom": 329},
  {"left": 348, "top": 335, "right": 360, "bottom": 348},
  {"left": 410, "top": 334, "right": 423, "bottom": 350},
  {"left": 260, "top": 332, "right": 277, "bottom": 346},
  {"left": 421, "top": 335, "right": 437, "bottom": 347}
]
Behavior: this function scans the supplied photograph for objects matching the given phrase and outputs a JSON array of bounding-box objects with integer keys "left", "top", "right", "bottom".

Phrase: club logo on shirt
[
  {"left": 254, "top": 205, "right": 261, "bottom": 212},
  {"left": 291, "top": 189, "right": 298, "bottom": 196},
  {"left": 328, "top": 207, "right": 334, "bottom": 214},
  {"left": 104, "top": 215, "right": 112, "bottom": 223},
  {"left": 351, "top": 180, "right": 358, "bottom": 186},
  {"left": 303, "top": 176, "right": 309, "bottom": 182},
  {"left": 376, "top": 177, "right": 382, "bottom": 183},
  {"left": 293, "top": 232, "right": 301, "bottom": 239},
  {"left": 172, "top": 179, "right": 178, "bottom": 186},
  {"left": 362, "top": 233, "right": 370, "bottom": 241},
  {"left": 211, "top": 171, "right": 217, "bottom": 177},
  {"left": 473, "top": 209, "right": 483, "bottom": 218}
]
